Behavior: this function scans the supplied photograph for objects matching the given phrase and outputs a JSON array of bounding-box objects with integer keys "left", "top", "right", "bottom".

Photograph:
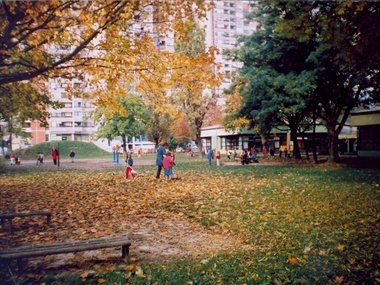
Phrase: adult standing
[
  {"left": 52, "top": 147, "right": 58, "bottom": 165},
  {"left": 156, "top": 142, "right": 167, "bottom": 179},
  {"left": 207, "top": 148, "right": 213, "bottom": 166},
  {"left": 69, "top": 149, "right": 76, "bottom": 163}
]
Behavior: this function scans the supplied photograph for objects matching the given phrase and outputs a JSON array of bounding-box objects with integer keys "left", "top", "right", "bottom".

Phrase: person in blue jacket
[
  {"left": 156, "top": 142, "right": 167, "bottom": 178},
  {"left": 207, "top": 148, "right": 213, "bottom": 166}
]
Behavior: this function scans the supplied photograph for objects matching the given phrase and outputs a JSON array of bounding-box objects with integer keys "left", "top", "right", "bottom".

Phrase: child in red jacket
[
  {"left": 163, "top": 151, "right": 175, "bottom": 180},
  {"left": 125, "top": 152, "right": 137, "bottom": 179}
]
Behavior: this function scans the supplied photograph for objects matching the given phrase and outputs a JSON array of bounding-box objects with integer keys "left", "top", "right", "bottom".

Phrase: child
[
  {"left": 10, "top": 153, "right": 16, "bottom": 165},
  {"left": 163, "top": 151, "right": 175, "bottom": 180},
  {"left": 125, "top": 152, "right": 137, "bottom": 179},
  {"left": 216, "top": 151, "right": 221, "bottom": 166},
  {"left": 36, "top": 152, "right": 44, "bottom": 165}
]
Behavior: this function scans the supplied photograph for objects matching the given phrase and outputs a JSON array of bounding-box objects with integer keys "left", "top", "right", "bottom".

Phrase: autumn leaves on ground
[{"left": 0, "top": 156, "right": 379, "bottom": 284}]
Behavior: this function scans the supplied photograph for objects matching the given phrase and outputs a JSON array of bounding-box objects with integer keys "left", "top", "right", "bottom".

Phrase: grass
[
  {"left": 0, "top": 157, "right": 379, "bottom": 285},
  {"left": 14, "top": 141, "right": 110, "bottom": 160}
]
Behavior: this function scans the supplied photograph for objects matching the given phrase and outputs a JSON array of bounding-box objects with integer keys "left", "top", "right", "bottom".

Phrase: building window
[{"left": 60, "top": 122, "right": 73, "bottom": 127}]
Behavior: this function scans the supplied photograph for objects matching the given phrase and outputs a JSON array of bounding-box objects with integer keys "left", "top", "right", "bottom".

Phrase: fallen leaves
[
  {"left": 287, "top": 256, "right": 298, "bottom": 265},
  {"left": 0, "top": 164, "right": 379, "bottom": 284}
]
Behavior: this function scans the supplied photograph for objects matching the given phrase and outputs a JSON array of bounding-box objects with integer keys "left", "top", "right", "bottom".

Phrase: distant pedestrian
[
  {"left": 216, "top": 151, "right": 221, "bottom": 166},
  {"left": 156, "top": 142, "right": 167, "bottom": 179},
  {"left": 15, "top": 153, "right": 21, "bottom": 165},
  {"left": 233, "top": 148, "right": 238, "bottom": 160},
  {"left": 163, "top": 151, "right": 175, "bottom": 180},
  {"left": 10, "top": 153, "right": 16, "bottom": 165},
  {"left": 207, "top": 148, "right": 213, "bottom": 166},
  {"left": 36, "top": 152, "right": 44, "bottom": 165},
  {"left": 269, "top": 147, "right": 275, "bottom": 158},
  {"left": 52, "top": 147, "right": 58, "bottom": 165},
  {"left": 227, "top": 150, "right": 231, "bottom": 160},
  {"left": 262, "top": 147, "right": 267, "bottom": 158},
  {"left": 112, "top": 145, "right": 120, "bottom": 164},
  {"left": 69, "top": 149, "right": 75, "bottom": 163}
]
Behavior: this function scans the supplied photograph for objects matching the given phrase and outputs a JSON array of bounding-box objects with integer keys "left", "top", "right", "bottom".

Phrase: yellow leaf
[
  {"left": 97, "top": 278, "right": 107, "bottom": 284},
  {"left": 126, "top": 264, "right": 137, "bottom": 271},
  {"left": 337, "top": 244, "right": 345, "bottom": 251},
  {"left": 335, "top": 276, "right": 344, "bottom": 284},
  {"left": 251, "top": 274, "right": 259, "bottom": 281},
  {"left": 318, "top": 250, "right": 326, "bottom": 256},
  {"left": 287, "top": 257, "right": 298, "bottom": 265},
  {"left": 135, "top": 266, "right": 145, "bottom": 277}
]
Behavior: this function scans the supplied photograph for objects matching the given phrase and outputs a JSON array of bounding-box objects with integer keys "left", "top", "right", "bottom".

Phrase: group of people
[
  {"left": 124, "top": 142, "right": 176, "bottom": 181},
  {"left": 10, "top": 153, "right": 21, "bottom": 165},
  {"left": 156, "top": 142, "right": 176, "bottom": 180},
  {"left": 36, "top": 148, "right": 75, "bottom": 166}
]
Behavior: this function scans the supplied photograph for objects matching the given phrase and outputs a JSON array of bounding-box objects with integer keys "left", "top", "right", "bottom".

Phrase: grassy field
[
  {"left": 0, "top": 156, "right": 379, "bottom": 284},
  {"left": 14, "top": 141, "right": 110, "bottom": 160}
]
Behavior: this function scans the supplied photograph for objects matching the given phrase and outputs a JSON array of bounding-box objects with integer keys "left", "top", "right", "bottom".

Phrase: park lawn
[
  {"left": 15, "top": 141, "right": 110, "bottom": 160},
  {"left": 0, "top": 160, "right": 379, "bottom": 284}
]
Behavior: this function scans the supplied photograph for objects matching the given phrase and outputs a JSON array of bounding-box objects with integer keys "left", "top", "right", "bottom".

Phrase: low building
[
  {"left": 201, "top": 123, "right": 357, "bottom": 156},
  {"left": 350, "top": 107, "right": 380, "bottom": 157}
]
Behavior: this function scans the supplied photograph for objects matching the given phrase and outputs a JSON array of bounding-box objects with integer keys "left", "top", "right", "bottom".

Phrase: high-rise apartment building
[
  {"left": 205, "top": 0, "right": 257, "bottom": 97},
  {"left": 47, "top": 77, "right": 97, "bottom": 142}
]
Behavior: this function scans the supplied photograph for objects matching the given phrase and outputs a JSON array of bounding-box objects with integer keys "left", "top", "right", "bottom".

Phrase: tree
[
  {"left": 0, "top": 0, "right": 206, "bottom": 85},
  {"left": 0, "top": 81, "right": 59, "bottom": 152},
  {"left": 95, "top": 93, "right": 151, "bottom": 153},
  {"left": 271, "top": 0, "right": 380, "bottom": 162},
  {"left": 171, "top": 23, "right": 221, "bottom": 155},
  {"left": 225, "top": 3, "right": 315, "bottom": 159},
  {"left": 171, "top": 117, "right": 193, "bottom": 146},
  {"left": 146, "top": 113, "right": 172, "bottom": 148},
  {"left": 0, "top": 1, "right": 208, "bottom": 151},
  {"left": 227, "top": 0, "right": 380, "bottom": 162}
]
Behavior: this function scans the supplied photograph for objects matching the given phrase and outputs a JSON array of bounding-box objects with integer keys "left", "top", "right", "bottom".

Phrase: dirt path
[{"left": 27, "top": 215, "right": 249, "bottom": 272}]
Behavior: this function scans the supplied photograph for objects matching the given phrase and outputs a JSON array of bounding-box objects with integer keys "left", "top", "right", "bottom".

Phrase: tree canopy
[
  {"left": 226, "top": 0, "right": 380, "bottom": 162},
  {"left": 0, "top": 0, "right": 206, "bottom": 85}
]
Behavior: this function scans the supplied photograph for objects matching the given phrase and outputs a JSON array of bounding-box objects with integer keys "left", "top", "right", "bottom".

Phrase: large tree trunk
[
  {"left": 312, "top": 113, "right": 318, "bottom": 163},
  {"left": 260, "top": 134, "right": 267, "bottom": 149},
  {"left": 8, "top": 119, "right": 13, "bottom": 153},
  {"left": 289, "top": 124, "right": 301, "bottom": 159},
  {"left": 0, "top": 125, "right": 5, "bottom": 157},
  {"left": 326, "top": 120, "right": 340, "bottom": 163},
  {"left": 122, "top": 135, "right": 127, "bottom": 153},
  {"left": 195, "top": 136, "right": 203, "bottom": 158}
]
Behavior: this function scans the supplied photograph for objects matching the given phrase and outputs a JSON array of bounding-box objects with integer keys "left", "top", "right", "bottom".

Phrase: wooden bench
[
  {"left": 0, "top": 234, "right": 131, "bottom": 270},
  {"left": 0, "top": 211, "right": 51, "bottom": 233}
]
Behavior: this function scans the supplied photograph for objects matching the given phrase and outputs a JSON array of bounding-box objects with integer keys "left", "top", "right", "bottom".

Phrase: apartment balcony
[{"left": 50, "top": 126, "right": 96, "bottom": 135}]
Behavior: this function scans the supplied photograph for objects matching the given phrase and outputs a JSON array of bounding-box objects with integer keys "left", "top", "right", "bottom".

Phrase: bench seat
[
  {"left": 0, "top": 211, "right": 51, "bottom": 233},
  {"left": 0, "top": 234, "right": 131, "bottom": 269}
]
